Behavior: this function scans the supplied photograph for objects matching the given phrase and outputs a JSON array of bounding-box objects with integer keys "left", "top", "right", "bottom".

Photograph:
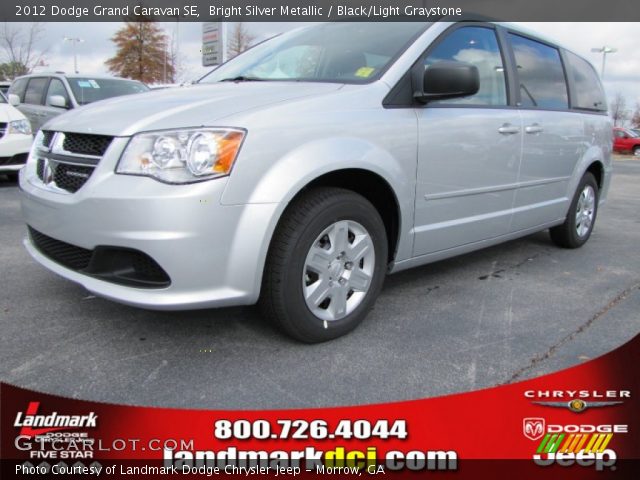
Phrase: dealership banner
[
  {"left": 2, "top": 0, "right": 640, "bottom": 22},
  {"left": 1, "top": 336, "right": 638, "bottom": 478}
]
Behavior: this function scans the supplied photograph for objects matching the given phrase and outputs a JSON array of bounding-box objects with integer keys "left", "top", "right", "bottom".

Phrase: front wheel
[
  {"left": 260, "top": 187, "right": 388, "bottom": 343},
  {"left": 633, "top": 146, "right": 640, "bottom": 157},
  {"left": 549, "top": 172, "right": 599, "bottom": 249}
]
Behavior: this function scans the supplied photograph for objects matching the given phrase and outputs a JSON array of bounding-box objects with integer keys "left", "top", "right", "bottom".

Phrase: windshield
[
  {"left": 68, "top": 78, "right": 149, "bottom": 105},
  {"left": 628, "top": 129, "right": 639, "bottom": 137},
  {"left": 200, "top": 22, "right": 428, "bottom": 84}
]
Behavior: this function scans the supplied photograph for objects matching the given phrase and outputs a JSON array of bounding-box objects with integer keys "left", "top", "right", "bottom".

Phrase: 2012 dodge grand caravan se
[{"left": 20, "top": 22, "right": 612, "bottom": 342}]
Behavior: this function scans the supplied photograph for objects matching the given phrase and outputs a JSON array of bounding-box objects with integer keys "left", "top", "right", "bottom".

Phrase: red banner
[{"left": 2, "top": 335, "right": 638, "bottom": 479}]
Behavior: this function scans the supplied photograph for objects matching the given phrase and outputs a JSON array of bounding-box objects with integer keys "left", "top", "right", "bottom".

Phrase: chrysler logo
[{"left": 523, "top": 417, "right": 545, "bottom": 441}]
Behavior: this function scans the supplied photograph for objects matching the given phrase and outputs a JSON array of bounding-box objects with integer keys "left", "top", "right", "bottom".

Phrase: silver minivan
[
  {"left": 8, "top": 73, "right": 149, "bottom": 132},
  {"left": 19, "top": 22, "right": 612, "bottom": 342}
]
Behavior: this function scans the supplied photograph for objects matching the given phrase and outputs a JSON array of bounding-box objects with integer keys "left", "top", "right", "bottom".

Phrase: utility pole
[
  {"left": 63, "top": 36, "right": 84, "bottom": 74},
  {"left": 590, "top": 46, "right": 617, "bottom": 79}
]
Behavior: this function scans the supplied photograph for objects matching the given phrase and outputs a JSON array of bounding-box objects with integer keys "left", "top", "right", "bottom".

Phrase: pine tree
[{"left": 106, "top": 21, "right": 174, "bottom": 84}]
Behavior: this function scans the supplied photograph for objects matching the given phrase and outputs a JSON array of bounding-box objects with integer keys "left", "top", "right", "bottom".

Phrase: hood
[
  {"left": 0, "top": 103, "right": 28, "bottom": 123},
  {"left": 44, "top": 82, "right": 344, "bottom": 137}
]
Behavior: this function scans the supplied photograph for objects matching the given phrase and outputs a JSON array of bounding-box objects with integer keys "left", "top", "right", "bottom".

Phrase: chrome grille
[
  {"left": 33, "top": 132, "right": 113, "bottom": 194},
  {"left": 36, "top": 158, "right": 94, "bottom": 193},
  {"left": 41, "top": 130, "right": 55, "bottom": 147},
  {"left": 63, "top": 133, "right": 112, "bottom": 156}
]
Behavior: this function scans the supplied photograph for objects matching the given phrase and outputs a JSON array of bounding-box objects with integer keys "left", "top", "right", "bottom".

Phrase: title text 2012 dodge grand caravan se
[{"left": 20, "top": 22, "right": 612, "bottom": 342}]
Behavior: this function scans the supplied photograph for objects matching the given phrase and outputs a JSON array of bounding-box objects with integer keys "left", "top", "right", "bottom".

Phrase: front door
[{"left": 413, "top": 25, "right": 522, "bottom": 256}]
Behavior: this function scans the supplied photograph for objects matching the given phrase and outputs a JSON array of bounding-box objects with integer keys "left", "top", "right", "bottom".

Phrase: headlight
[
  {"left": 116, "top": 128, "right": 246, "bottom": 184},
  {"left": 8, "top": 119, "right": 32, "bottom": 135}
]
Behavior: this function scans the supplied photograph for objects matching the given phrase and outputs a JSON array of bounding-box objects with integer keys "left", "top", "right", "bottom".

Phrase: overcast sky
[{"left": 13, "top": 22, "right": 640, "bottom": 110}]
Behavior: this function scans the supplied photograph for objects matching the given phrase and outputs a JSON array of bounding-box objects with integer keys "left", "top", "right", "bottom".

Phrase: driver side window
[{"left": 424, "top": 26, "right": 507, "bottom": 106}]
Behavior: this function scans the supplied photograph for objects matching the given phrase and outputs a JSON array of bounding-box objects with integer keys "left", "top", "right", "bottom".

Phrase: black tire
[
  {"left": 549, "top": 172, "right": 599, "bottom": 249},
  {"left": 260, "top": 187, "right": 388, "bottom": 343},
  {"left": 633, "top": 146, "right": 640, "bottom": 157}
]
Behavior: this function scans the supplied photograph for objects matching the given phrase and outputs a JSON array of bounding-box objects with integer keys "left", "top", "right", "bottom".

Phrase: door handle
[
  {"left": 498, "top": 123, "right": 520, "bottom": 135},
  {"left": 525, "top": 123, "right": 544, "bottom": 134}
]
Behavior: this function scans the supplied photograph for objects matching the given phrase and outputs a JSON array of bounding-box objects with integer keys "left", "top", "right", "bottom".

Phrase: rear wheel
[
  {"left": 260, "top": 187, "right": 388, "bottom": 343},
  {"left": 549, "top": 172, "right": 598, "bottom": 248},
  {"left": 633, "top": 146, "right": 640, "bottom": 157}
]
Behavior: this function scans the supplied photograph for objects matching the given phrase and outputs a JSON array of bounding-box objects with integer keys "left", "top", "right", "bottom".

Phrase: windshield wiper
[{"left": 219, "top": 76, "right": 265, "bottom": 82}]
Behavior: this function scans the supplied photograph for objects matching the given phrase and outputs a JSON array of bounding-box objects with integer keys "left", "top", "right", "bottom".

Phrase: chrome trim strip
[{"left": 424, "top": 176, "right": 571, "bottom": 201}]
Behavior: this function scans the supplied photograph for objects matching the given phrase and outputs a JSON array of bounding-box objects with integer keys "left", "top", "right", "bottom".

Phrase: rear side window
[
  {"left": 24, "top": 77, "right": 48, "bottom": 105},
  {"left": 424, "top": 26, "right": 507, "bottom": 106},
  {"left": 509, "top": 34, "right": 568, "bottom": 110},
  {"left": 8, "top": 77, "right": 28, "bottom": 101},
  {"left": 566, "top": 52, "right": 606, "bottom": 111}
]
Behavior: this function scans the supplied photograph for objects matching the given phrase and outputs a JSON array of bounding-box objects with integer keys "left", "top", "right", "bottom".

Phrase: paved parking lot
[{"left": 1, "top": 159, "right": 639, "bottom": 409}]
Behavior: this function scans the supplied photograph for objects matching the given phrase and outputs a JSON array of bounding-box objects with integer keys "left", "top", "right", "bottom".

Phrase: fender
[
  {"left": 221, "top": 135, "right": 418, "bottom": 299},
  {"left": 565, "top": 144, "right": 611, "bottom": 216}
]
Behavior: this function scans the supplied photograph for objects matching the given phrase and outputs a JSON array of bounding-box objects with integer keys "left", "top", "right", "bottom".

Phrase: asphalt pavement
[{"left": 1, "top": 158, "right": 639, "bottom": 409}]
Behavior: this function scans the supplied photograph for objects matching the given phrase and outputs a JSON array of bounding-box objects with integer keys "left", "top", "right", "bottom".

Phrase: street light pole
[
  {"left": 63, "top": 37, "right": 84, "bottom": 74},
  {"left": 591, "top": 46, "right": 617, "bottom": 79}
]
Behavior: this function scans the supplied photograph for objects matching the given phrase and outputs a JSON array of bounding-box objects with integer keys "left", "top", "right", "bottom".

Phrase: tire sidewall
[
  {"left": 566, "top": 173, "right": 599, "bottom": 247},
  {"left": 283, "top": 195, "right": 387, "bottom": 341}
]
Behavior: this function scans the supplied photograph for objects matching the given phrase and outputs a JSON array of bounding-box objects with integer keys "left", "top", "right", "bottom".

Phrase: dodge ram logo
[{"left": 523, "top": 418, "right": 545, "bottom": 441}]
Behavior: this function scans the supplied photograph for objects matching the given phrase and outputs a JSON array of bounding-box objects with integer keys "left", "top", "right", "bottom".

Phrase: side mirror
[
  {"left": 8, "top": 93, "right": 20, "bottom": 106},
  {"left": 48, "top": 95, "right": 68, "bottom": 109},
  {"left": 415, "top": 61, "right": 480, "bottom": 103}
]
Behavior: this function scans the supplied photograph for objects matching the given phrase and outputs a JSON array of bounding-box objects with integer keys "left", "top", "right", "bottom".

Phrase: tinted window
[
  {"left": 24, "top": 77, "right": 48, "bottom": 105},
  {"left": 424, "top": 26, "right": 506, "bottom": 106},
  {"left": 566, "top": 52, "right": 606, "bottom": 111},
  {"left": 68, "top": 78, "right": 149, "bottom": 106},
  {"left": 509, "top": 34, "right": 568, "bottom": 109},
  {"left": 8, "top": 77, "right": 28, "bottom": 101},
  {"left": 46, "top": 78, "right": 70, "bottom": 107}
]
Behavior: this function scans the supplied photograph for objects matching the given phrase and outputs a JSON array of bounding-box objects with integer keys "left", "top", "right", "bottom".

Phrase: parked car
[
  {"left": 19, "top": 22, "right": 612, "bottom": 342},
  {"left": 613, "top": 127, "right": 640, "bottom": 156},
  {"left": 7, "top": 73, "right": 149, "bottom": 132},
  {"left": 0, "top": 91, "right": 32, "bottom": 180}
]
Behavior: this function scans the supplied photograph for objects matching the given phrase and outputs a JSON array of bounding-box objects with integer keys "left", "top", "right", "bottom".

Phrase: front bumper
[
  {"left": 20, "top": 149, "right": 279, "bottom": 310},
  {"left": 0, "top": 133, "right": 32, "bottom": 172}
]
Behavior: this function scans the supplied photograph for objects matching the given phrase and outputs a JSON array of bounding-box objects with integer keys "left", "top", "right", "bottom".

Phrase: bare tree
[
  {"left": 631, "top": 102, "right": 640, "bottom": 129},
  {"left": 610, "top": 93, "right": 629, "bottom": 127},
  {"left": 167, "top": 29, "right": 184, "bottom": 84},
  {"left": 0, "top": 22, "right": 47, "bottom": 79},
  {"left": 227, "top": 23, "right": 256, "bottom": 59}
]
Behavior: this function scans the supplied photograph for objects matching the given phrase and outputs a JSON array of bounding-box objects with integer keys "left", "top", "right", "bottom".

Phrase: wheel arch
[
  {"left": 585, "top": 160, "right": 604, "bottom": 190},
  {"left": 284, "top": 168, "right": 402, "bottom": 265}
]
